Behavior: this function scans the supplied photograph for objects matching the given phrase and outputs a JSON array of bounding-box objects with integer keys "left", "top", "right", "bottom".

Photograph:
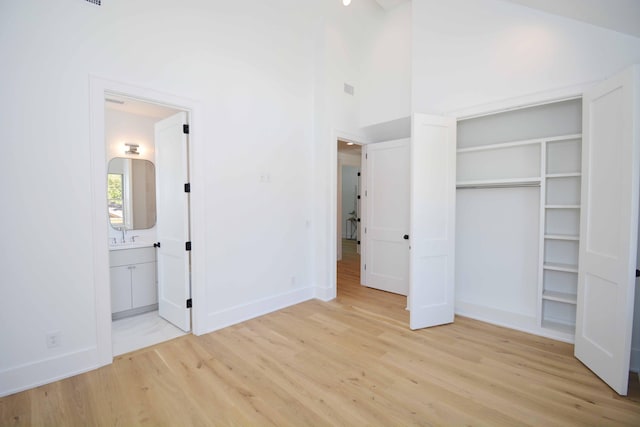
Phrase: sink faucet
[{"left": 120, "top": 227, "right": 126, "bottom": 243}]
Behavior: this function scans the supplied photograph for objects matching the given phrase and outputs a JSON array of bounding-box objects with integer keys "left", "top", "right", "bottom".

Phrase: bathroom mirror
[{"left": 107, "top": 158, "right": 156, "bottom": 230}]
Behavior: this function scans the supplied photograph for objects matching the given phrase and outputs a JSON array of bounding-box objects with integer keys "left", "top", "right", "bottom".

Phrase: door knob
[{"left": 403, "top": 234, "right": 409, "bottom": 240}]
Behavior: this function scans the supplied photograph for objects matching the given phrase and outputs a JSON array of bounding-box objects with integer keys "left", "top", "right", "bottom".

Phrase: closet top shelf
[
  {"left": 456, "top": 177, "right": 540, "bottom": 189},
  {"left": 457, "top": 133, "right": 582, "bottom": 154}
]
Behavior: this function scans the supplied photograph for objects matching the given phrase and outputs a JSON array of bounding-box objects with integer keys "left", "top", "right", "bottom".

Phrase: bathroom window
[{"left": 108, "top": 173, "right": 124, "bottom": 226}]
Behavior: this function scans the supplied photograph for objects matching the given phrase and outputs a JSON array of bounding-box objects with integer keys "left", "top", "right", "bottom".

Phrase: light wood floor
[{"left": 3, "top": 241, "right": 640, "bottom": 426}]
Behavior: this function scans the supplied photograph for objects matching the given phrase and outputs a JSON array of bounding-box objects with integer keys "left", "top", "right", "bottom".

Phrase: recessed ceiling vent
[{"left": 85, "top": 0, "right": 101, "bottom": 5}]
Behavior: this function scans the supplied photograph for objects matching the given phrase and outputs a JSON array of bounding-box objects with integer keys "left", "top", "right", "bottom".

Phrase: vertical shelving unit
[{"left": 539, "top": 136, "right": 582, "bottom": 336}]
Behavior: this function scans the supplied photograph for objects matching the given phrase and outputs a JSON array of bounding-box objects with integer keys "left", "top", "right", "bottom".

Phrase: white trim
[
  {"left": 89, "top": 76, "right": 206, "bottom": 365},
  {"left": 455, "top": 300, "right": 574, "bottom": 343},
  {"left": 202, "top": 287, "right": 315, "bottom": 332},
  {"left": 0, "top": 347, "right": 101, "bottom": 398},
  {"left": 451, "top": 81, "right": 595, "bottom": 121},
  {"left": 315, "top": 286, "right": 336, "bottom": 301}
]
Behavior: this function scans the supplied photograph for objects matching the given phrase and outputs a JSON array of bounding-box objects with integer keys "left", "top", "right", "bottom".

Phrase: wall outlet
[
  {"left": 46, "top": 331, "right": 61, "bottom": 349},
  {"left": 291, "top": 275, "right": 296, "bottom": 286}
]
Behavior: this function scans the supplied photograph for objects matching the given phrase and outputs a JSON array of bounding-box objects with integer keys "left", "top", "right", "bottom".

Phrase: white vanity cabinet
[{"left": 109, "top": 247, "right": 158, "bottom": 319}]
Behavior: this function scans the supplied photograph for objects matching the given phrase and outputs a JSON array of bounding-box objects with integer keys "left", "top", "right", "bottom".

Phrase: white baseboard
[
  {"left": 314, "top": 286, "right": 336, "bottom": 302},
  {"left": 198, "top": 286, "right": 315, "bottom": 335},
  {"left": 0, "top": 347, "right": 106, "bottom": 398},
  {"left": 455, "top": 300, "right": 574, "bottom": 344}
]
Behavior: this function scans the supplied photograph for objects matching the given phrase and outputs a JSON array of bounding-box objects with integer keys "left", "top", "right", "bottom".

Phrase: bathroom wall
[{"left": 104, "top": 108, "right": 158, "bottom": 244}]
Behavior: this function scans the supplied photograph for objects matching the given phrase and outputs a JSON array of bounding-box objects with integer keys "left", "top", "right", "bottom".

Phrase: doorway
[
  {"left": 104, "top": 94, "right": 191, "bottom": 355},
  {"left": 89, "top": 77, "right": 202, "bottom": 365}
]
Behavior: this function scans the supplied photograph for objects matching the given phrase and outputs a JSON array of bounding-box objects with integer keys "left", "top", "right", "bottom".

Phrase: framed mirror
[{"left": 107, "top": 158, "right": 156, "bottom": 230}]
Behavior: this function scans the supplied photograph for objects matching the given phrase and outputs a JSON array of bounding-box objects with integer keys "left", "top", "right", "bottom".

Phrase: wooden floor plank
[{"left": 1, "top": 240, "right": 640, "bottom": 426}]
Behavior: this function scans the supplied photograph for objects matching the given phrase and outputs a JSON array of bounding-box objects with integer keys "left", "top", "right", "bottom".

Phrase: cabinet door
[
  {"left": 110, "top": 266, "right": 132, "bottom": 313},
  {"left": 131, "top": 262, "right": 158, "bottom": 308}
]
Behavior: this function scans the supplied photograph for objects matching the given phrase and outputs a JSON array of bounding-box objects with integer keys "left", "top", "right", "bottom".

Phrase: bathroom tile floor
[{"left": 111, "top": 310, "right": 187, "bottom": 356}]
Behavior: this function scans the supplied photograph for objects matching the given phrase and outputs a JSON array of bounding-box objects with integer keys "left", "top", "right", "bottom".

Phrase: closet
[
  {"left": 455, "top": 66, "right": 640, "bottom": 395},
  {"left": 456, "top": 98, "right": 582, "bottom": 342}
]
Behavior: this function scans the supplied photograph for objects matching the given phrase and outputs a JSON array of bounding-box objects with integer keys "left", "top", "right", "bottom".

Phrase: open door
[
  {"left": 155, "top": 111, "right": 191, "bottom": 332},
  {"left": 409, "top": 113, "right": 456, "bottom": 330},
  {"left": 575, "top": 65, "right": 640, "bottom": 395},
  {"left": 363, "top": 138, "right": 410, "bottom": 295}
]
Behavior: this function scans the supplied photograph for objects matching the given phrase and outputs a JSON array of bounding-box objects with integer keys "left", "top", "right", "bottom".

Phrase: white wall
[
  {"left": 412, "top": 0, "right": 640, "bottom": 115},
  {"left": 0, "top": 0, "right": 319, "bottom": 396},
  {"left": 311, "top": 0, "right": 387, "bottom": 299},
  {"left": 359, "top": 1, "right": 411, "bottom": 127}
]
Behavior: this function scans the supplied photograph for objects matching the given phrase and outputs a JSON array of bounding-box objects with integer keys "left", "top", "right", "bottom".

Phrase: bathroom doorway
[
  {"left": 104, "top": 94, "right": 191, "bottom": 355},
  {"left": 89, "top": 77, "right": 203, "bottom": 364}
]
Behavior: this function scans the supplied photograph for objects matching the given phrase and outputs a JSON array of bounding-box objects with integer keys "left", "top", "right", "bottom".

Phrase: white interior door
[
  {"left": 155, "top": 111, "right": 191, "bottom": 332},
  {"left": 363, "top": 138, "right": 410, "bottom": 295},
  {"left": 409, "top": 113, "right": 456, "bottom": 330},
  {"left": 575, "top": 65, "right": 640, "bottom": 395}
]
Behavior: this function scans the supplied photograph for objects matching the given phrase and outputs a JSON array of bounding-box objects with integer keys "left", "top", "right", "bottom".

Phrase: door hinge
[
  {"left": 357, "top": 195, "right": 361, "bottom": 199},
  {"left": 184, "top": 183, "right": 191, "bottom": 193},
  {"left": 365, "top": 227, "right": 367, "bottom": 233},
  {"left": 357, "top": 172, "right": 361, "bottom": 176},
  {"left": 364, "top": 264, "right": 367, "bottom": 271},
  {"left": 357, "top": 218, "right": 360, "bottom": 222},
  {"left": 186, "top": 298, "right": 192, "bottom": 308},
  {"left": 183, "top": 124, "right": 190, "bottom": 134},
  {"left": 153, "top": 242, "right": 161, "bottom": 248},
  {"left": 186, "top": 241, "right": 192, "bottom": 251},
  {"left": 366, "top": 153, "right": 368, "bottom": 159},
  {"left": 357, "top": 240, "right": 360, "bottom": 245},
  {"left": 365, "top": 190, "right": 368, "bottom": 197}
]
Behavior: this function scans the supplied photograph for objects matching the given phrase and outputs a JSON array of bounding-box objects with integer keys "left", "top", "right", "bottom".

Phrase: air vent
[
  {"left": 344, "top": 83, "right": 355, "bottom": 96},
  {"left": 85, "top": 0, "right": 101, "bottom": 5}
]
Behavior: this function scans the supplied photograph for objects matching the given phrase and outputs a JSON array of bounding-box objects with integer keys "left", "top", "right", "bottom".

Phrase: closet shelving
[
  {"left": 456, "top": 132, "right": 582, "bottom": 339},
  {"left": 539, "top": 135, "right": 582, "bottom": 337}
]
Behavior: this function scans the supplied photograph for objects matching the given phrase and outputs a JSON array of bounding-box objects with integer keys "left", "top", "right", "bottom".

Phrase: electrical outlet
[
  {"left": 46, "top": 331, "right": 61, "bottom": 349},
  {"left": 291, "top": 275, "right": 296, "bottom": 286}
]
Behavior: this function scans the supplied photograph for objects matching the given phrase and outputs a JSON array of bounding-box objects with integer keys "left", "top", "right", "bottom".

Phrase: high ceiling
[
  {"left": 503, "top": 0, "right": 640, "bottom": 38},
  {"left": 374, "top": 0, "right": 640, "bottom": 38}
]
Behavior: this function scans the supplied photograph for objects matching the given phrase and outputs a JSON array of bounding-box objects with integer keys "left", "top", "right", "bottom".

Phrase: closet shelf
[
  {"left": 545, "top": 205, "right": 580, "bottom": 209},
  {"left": 542, "top": 290, "right": 577, "bottom": 304},
  {"left": 543, "top": 262, "right": 578, "bottom": 273},
  {"left": 544, "top": 234, "right": 579, "bottom": 241},
  {"left": 456, "top": 133, "right": 582, "bottom": 154},
  {"left": 456, "top": 177, "right": 540, "bottom": 189},
  {"left": 546, "top": 172, "right": 581, "bottom": 178}
]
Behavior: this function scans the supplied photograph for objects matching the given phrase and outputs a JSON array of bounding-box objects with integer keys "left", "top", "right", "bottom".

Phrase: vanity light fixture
[
  {"left": 346, "top": 142, "right": 355, "bottom": 145},
  {"left": 343, "top": 0, "right": 351, "bottom": 5},
  {"left": 124, "top": 143, "right": 140, "bottom": 155}
]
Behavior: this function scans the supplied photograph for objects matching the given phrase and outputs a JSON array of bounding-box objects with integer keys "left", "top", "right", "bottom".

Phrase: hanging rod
[{"left": 456, "top": 182, "right": 541, "bottom": 190}]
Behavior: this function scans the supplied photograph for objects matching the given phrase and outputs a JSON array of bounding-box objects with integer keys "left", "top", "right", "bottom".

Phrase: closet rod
[{"left": 456, "top": 183, "right": 541, "bottom": 190}]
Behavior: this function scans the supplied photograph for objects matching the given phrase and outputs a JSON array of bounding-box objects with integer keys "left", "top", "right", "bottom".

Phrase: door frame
[{"left": 89, "top": 76, "right": 205, "bottom": 365}]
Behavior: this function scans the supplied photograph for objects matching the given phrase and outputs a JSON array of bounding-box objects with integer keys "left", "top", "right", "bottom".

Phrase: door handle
[{"left": 403, "top": 234, "right": 409, "bottom": 240}]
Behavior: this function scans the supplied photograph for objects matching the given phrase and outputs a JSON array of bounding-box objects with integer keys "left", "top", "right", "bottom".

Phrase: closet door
[
  {"left": 409, "top": 113, "right": 456, "bottom": 330},
  {"left": 575, "top": 65, "right": 640, "bottom": 395}
]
